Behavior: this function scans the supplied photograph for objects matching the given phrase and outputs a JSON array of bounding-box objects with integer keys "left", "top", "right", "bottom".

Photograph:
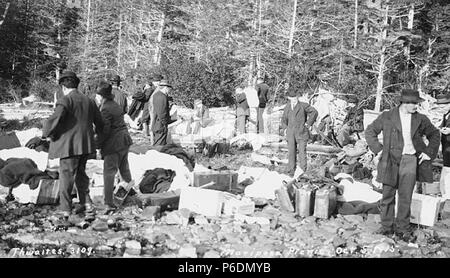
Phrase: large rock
[
  {"left": 124, "top": 240, "right": 142, "bottom": 256},
  {"left": 141, "top": 206, "right": 161, "bottom": 221},
  {"left": 203, "top": 250, "right": 221, "bottom": 258},
  {"left": 92, "top": 220, "right": 109, "bottom": 232},
  {"left": 178, "top": 244, "right": 197, "bottom": 258},
  {"left": 343, "top": 215, "right": 364, "bottom": 225}
]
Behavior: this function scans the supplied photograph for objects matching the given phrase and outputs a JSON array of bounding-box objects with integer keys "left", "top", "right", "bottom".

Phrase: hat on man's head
[
  {"left": 109, "top": 74, "right": 121, "bottom": 83},
  {"left": 151, "top": 74, "right": 164, "bottom": 82},
  {"left": 400, "top": 89, "right": 424, "bottom": 103},
  {"left": 96, "top": 80, "right": 113, "bottom": 98},
  {"left": 436, "top": 93, "right": 450, "bottom": 105},
  {"left": 59, "top": 71, "right": 80, "bottom": 84},
  {"left": 286, "top": 89, "right": 298, "bottom": 98},
  {"left": 347, "top": 95, "right": 358, "bottom": 104},
  {"left": 159, "top": 80, "right": 172, "bottom": 88}
]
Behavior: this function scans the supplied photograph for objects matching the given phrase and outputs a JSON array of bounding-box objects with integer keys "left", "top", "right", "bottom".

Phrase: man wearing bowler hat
[
  {"left": 95, "top": 81, "right": 133, "bottom": 213},
  {"left": 435, "top": 93, "right": 450, "bottom": 198},
  {"left": 110, "top": 74, "right": 128, "bottom": 114},
  {"left": 42, "top": 71, "right": 104, "bottom": 218},
  {"left": 365, "top": 89, "right": 440, "bottom": 241},
  {"left": 281, "top": 89, "right": 318, "bottom": 176},
  {"left": 151, "top": 79, "right": 174, "bottom": 146}
]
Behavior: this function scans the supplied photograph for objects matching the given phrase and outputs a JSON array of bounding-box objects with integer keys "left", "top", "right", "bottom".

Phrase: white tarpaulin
[
  {"left": 239, "top": 166, "right": 291, "bottom": 200},
  {"left": 334, "top": 173, "right": 382, "bottom": 203},
  {"left": 128, "top": 150, "right": 192, "bottom": 191}
]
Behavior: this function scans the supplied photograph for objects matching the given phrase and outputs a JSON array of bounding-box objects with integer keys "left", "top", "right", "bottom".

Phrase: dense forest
[{"left": 0, "top": 0, "right": 449, "bottom": 110}]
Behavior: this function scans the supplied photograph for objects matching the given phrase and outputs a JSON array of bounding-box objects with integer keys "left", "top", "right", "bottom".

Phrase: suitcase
[
  {"left": 313, "top": 185, "right": 337, "bottom": 219},
  {"left": 421, "top": 182, "right": 441, "bottom": 195},
  {"left": 294, "top": 184, "right": 317, "bottom": 217},
  {"left": 36, "top": 179, "right": 60, "bottom": 205},
  {"left": 193, "top": 170, "right": 238, "bottom": 192}
]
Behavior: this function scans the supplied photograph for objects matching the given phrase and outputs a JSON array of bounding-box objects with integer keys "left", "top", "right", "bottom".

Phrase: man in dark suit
[
  {"left": 110, "top": 75, "right": 128, "bottom": 114},
  {"left": 281, "top": 90, "right": 318, "bottom": 176},
  {"left": 42, "top": 71, "right": 104, "bottom": 218},
  {"left": 235, "top": 87, "right": 250, "bottom": 134},
  {"left": 436, "top": 93, "right": 450, "bottom": 198},
  {"left": 255, "top": 78, "right": 269, "bottom": 134},
  {"left": 151, "top": 80, "right": 174, "bottom": 146},
  {"left": 365, "top": 89, "right": 440, "bottom": 241},
  {"left": 95, "top": 81, "right": 133, "bottom": 213},
  {"left": 142, "top": 74, "right": 163, "bottom": 137}
]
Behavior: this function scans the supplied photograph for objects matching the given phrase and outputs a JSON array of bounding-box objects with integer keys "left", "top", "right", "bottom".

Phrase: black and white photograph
[{"left": 0, "top": 0, "right": 450, "bottom": 265}]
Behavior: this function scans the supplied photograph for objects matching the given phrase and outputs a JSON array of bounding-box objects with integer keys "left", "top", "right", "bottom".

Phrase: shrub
[{"left": 29, "top": 79, "right": 59, "bottom": 102}]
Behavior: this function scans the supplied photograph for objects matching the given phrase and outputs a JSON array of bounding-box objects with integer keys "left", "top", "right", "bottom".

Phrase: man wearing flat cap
[
  {"left": 110, "top": 74, "right": 128, "bottom": 115},
  {"left": 365, "top": 89, "right": 440, "bottom": 241},
  {"left": 151, "top": 79, "right": 174, "bottom": 146},
  {"left": 435, "top": 93, "right": 450, "bottom": 198},
  {"left": 95, "top": 81, "right": 133, "bottom": 213},
  {"left": 42, "top": 71, "right": 104, "bottom": 218},
  {"left": 281, "top": 89, "right": 318, "bottom": 176}
]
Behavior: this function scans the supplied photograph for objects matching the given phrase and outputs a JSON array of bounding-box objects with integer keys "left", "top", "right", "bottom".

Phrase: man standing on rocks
[
  {"left": 281, "top": 89, "right": 318, "bottom": 176},
  {"left": 151, "top": 80, "right": 174, "bottom": 146},
  {"left": 235, "top": 87, "right": 250, "bottom": 135},
  {"left": 42, "top": 71, "right": 104, "bottom": 219},
  {"left": 365, "top": 89, "right": 440, "bottom": 241},
  {"left": 110, "top": 74, "right": 128, "bottom": 115},
  {"left": 255, "top": 77, "right": 269, "bottom": 134},
  {"left": 95, "top": 81, "right": 133, "bottom": 213},
  {"left": 142, "top": 74, "right": 163, "bottom": 139}
]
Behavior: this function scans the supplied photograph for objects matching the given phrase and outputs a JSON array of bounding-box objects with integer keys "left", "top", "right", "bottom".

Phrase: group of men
[
  {"left": 42, "top": 70, "right": 450, "bottom": 242},
  {"left": 42, "top": 71, "right": 174, "bottom": 219},
  {"left": 235, "top": 78, "right": 270, "bottom": 135}
]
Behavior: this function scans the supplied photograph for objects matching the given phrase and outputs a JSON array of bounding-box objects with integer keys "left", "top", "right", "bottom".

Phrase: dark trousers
[
  {"left": 381, "top": 154, "right": 417, "bottom": 232},
  {"left": 287, "top": 135, "right": 307, "bottom": 173},
  {"left": 257, "top": 107, "right": 265, "bottom": 133},
  {"left": 153, "top": 127, "right": 168, "bottom": 146},
  {"left": 103, "top": 148, "right": 132, "bottom": 206},
  {"left": 59, "top": 154, "right": 90, "bottom": 212}
]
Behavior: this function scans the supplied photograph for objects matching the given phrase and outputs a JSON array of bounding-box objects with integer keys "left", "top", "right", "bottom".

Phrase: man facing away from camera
[
  {"left": 95, "top": 81, "right": 133, "bottom": 214},
  {"left": 110, "top": 74, "right": 128, "bottom": 115},
  {"left": 42, "top": 71, "right": 104, "bottom": 219},
  {"left": 365, "top": 89, "right": 440, "bottom": 242}
]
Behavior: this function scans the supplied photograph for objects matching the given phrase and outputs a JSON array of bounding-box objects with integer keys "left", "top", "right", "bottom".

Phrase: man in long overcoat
[
  {"left": 365, "top": 89, "right": 440, "bottom": 241},
  {"left": 95, "top": 81, "right": 133, "bottom": 213},
  {"left": 42, "top": 71, "right": 104, "bottom": 218}
]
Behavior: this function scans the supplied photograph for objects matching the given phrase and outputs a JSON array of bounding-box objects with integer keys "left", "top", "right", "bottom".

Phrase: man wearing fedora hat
[
  {"left": 365, "top": 89, "right": 440, "bottom": 241},
  {"left": 110, "top": 74, "right": 128, "bottom": 115},
  {"left": 151, "top": 79, "right": 174, "bottom": 146},
  {"left": 42, "top": 71, "right": 104, "bottom": 218},
  {"left": 281, "top": 89, "right": 318, "bottom": 176},
  {"left": 436, "top": 93, "right": 450, "bottom": 198},
  {"left": 95, "top": 80, "right": 133, "bottom": 213}
]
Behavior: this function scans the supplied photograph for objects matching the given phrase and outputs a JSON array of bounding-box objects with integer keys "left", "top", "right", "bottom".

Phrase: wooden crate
[
  {"left": 410, "top": 193, "right": 443, "bottom": 227},
  {"left": 179, "top": 187, "right": 226, "bottom": 217},
  {"left": 421, "top": 182, "right": 441, "bottom": 195},
  {"left": 193, "top": 170, "right": 238, "bottom": 192}
]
